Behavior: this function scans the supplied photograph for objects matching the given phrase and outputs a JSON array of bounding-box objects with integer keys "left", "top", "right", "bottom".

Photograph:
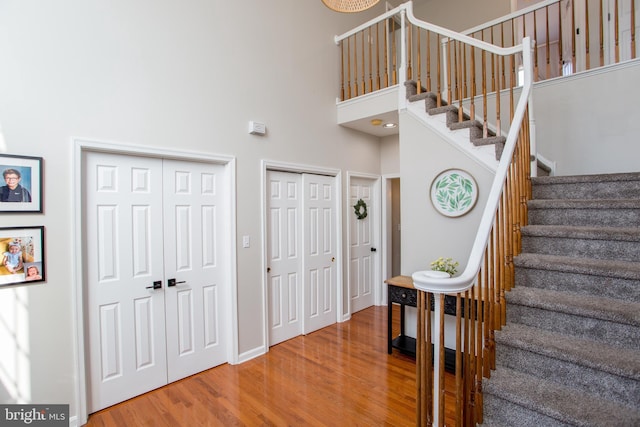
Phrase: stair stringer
[{"left": 405, "top": 99, "right": 499, "bottom": 173}]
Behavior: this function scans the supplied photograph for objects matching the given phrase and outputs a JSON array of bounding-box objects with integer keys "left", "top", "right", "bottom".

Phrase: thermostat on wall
[{"left": 248, "top": 121, "right": 266, "bottom": 135}]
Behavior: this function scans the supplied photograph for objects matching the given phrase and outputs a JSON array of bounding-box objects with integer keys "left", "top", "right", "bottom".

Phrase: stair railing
[{"left": 336, "top": 2, "right": 534, "bottom": 425}]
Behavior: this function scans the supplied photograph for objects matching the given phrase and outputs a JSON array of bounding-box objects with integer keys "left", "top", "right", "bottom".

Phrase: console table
[
  {"left": 385, "top": 275, "right": 417, "bottom": 356},
  {"left": 385, "top": 275, "right": 459, "bottom": 372}
]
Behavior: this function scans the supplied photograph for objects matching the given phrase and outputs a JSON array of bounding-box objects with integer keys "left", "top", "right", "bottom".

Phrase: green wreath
[{"left": 353, "top": 198, "right": 368, "bottom": 220}]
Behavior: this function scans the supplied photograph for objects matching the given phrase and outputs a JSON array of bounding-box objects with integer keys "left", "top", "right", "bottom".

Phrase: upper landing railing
[{"left": 337, "top": 0, "right": 637, "bottom": 103}]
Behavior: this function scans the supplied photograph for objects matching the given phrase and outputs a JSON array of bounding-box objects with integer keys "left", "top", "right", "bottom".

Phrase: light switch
[{"left": 242, "top": 235, "right": 250, "bottom": 248}]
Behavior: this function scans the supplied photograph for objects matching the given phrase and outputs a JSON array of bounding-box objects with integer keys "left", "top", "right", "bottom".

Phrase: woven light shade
[{"left": 321, "top": 0, "right": 380, "bottom": 13}]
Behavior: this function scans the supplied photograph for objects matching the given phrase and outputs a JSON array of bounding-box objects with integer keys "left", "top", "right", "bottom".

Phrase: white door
[
  {"left": 85, "top": 152, "right": 228, "bottom": 412},
  {"left": 302, "top": 174, "right": 337, "bottom": 334},
  {"left": 85, "top": 152, "right": 168, "bottom": 412},
  {"left": 163, "top": 159, "right": 228, "bottom": 382},
  {"left": 266, "top": 171, "right": 302, "bottom": 346},
  {"left": 349, "top": 177, "right": 376, "bottom": 313}
]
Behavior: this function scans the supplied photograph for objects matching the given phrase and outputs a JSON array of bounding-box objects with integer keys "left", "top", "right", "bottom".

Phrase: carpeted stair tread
[
  {"left": 448, "top": 119, "right": 477, "bottom": 130},
  {"left": 507, "top": 286, "right": 640, "bottom": 328},
  {"left": 495, "top": 322, "right": 640, "bottom": 380},
  {"left": 427, "top": 104, "right": 457, "bottom": 115},
  {"left": 483, "top": 366, "right": 640, "bottom": 426},
  {"left": 532, "top": 171, "right": 640, "bottom": 186},
  {"left": 470, "top": 135, "right": 506, "bottom": 147},
  {"left": 522, "top": 224, "right": 640, "bottom": 242},
  {"left": 514, "top": 252, "right": 640, "bottom": 281},
  {"left": 528, "top": 198, "right": 640, "bottom": 210}
]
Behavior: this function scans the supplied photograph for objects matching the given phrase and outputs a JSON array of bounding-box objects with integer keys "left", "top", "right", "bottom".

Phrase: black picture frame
[
  {"left": 0, "top": 154, "right": 43, "bottom": 213},
  {"left": 0, "top": 226, "right": 45, "bottom": 287}
]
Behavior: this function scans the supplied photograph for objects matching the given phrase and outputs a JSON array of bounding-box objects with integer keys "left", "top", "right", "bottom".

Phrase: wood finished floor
[{"left": 86, "top": 305, "right": 456, "bottom": 426}]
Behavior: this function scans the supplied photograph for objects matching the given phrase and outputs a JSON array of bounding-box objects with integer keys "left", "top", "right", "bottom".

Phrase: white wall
[
  {"left": 412, "top": 0, "right": 511, "bottom": 31},
  {"left": 0, "top": 0, "right": 388, "bottom": 421},
  {"left": 398, "top": 111, "right": 494, "bottom": 277},
  {"left": 533, "top": 61, "right": 640, "bottom": 175}
]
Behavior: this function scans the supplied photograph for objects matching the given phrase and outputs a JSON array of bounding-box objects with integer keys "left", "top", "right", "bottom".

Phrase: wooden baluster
[
  {"left": 495, "top": 52, "right": 501, "bottom": 137},
  {"left": 475, "top": 276, "right": 484, "bottom": 424},
  {"left": 347, "top": 36, "right": 352, "bottom": 100},
  {"left": 492, "top": 218, "right": 502, "bottom": 332},
  {"left": 447, "top": 39, "right": 453, "bottom": 106},
  {"left": 572, "top": 0, "right": 577, "bottom": 71},
  {"left": 533, "top": 9, "right": 539, "bottom": 81},
  {"left": 482, "top": 49, "right": 488, "bottom": 138},
  {"left": 368, "top": 26, "right": 373, "bottom": 93},
  {"left": 457, "top": 41, "right": 463, "bottom": 122},
  {"left": 361, "top": 30, "right": 366, "bottom": 94},
  {"left": 511, "top": 22, "right": 516, "bottom": 116},
  {"left": 463, "top": 290, "right": 472, "bottom": 426},
  {"left": 631, "top": 0, "right": 637, "bottom": 59},
  {"left": 615, "top": 0, "right": 620, "bottom": 63},
  {"left": 427, "top": 292, "right": 433, "bottom": 425},
  {"left": 546, "top": 5, "right": 551, "bottom": 79},
  {"left": 439, "top": 294, "right": 446, "bottom": 427},
  {"left": 470, "top": 45, "right": 476, "bottom": 121},
  {"left": 384, "top": 20, "right": 389, "bottom": 88},
  {"left": 490, "top": 27, "right": 496, "bottom": 91},
  {"left": 470, "top": 285, "right": 478, "bottom": 425},
  {"left": 437, "top": 34, "right": 442, "bottom": 106},
  {"left": 340, "top": 41, "right": 345, "bottom": 101},
  {"left": 376, "top": 22, "right": 381, "bottom": 91},
  {"left": 417, "top": 27, "right": 422, "bottom": 94},
  {"left": 599, "top": 0, "right": 605, "bottom": 66},
  {"left": 500, "top": 22, "right": 506, "bottom": 89},
  {"left": 426, "top": 31, "right": 432, "bottom": 92},
  {"left": 498, "top": 196, "right": 507, "bottom": 326},
  {"left": 407, "top": 22, "right": 413, "bottom": 81},
  {"left": 559, "top": 2, "right": 564, "bottom": 76},
  {"left": 417, "top": 290, "right": 426, "bottom": 426},
  {"left": 463, "top": 42, "right": 468, "bottom": 99},
  {"left": 585, "top": 0, "right": 591, "bottom": 70},
  {"left": 354, "top": 33, "right": 359, "bottom": 97},
  {"left": 482, "top": 251, "right": 492, "bottom": 377},
  {"left": 392, "top": 18, "right": 397, "bottom": 85},
  {"left": 455, "top": 294, "right": 463, "bottom": 427}
]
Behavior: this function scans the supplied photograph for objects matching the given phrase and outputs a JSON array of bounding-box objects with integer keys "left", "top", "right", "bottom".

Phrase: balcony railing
[{"left": 338, "top": 0, "right": 637, "bottom": 103}]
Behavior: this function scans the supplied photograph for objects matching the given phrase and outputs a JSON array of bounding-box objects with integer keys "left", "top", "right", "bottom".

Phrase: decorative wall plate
[{"left": 430, "top": 169, "right": 478, "bottom": 217}]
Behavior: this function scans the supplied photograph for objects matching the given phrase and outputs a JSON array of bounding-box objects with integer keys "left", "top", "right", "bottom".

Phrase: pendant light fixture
[{"left": 321, "top": 0, "right": 380, "bottom": 13}]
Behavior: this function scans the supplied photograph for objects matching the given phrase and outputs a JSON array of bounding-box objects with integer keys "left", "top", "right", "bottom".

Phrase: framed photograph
[
  {"left": 430, "top": 169, "right": 478, "bottom": 217},
  {"left": 0, "top": 154, "right": 43, "bottom": 213},
  {"left": 0, "top": 226, "right": 45, "bottom": 287}
]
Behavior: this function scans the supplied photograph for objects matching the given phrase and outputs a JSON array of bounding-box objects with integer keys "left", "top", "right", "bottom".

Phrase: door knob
[
  {"left": 168, "top": 278, "right": 186, "bottom": 287},
  {"left": 331, "top": 257, "right": 335, "bottom": 262},
  {"left": 267, "top": 267, "right": 271, "bottom": 273},
  {"left": 146, "top": 281, "right": 162, "bottom": 290},
  {"left": 370, "top": 247, "right": 377, "bottom": 252}
]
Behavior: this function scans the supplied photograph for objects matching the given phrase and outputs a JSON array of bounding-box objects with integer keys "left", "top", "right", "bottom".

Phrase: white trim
[
  {"left": 260, "top": 160, "right": 344, "bottom": 341},
  {"left": 72, "top": 138, "right": 238, "bottom": 425},
  {"left": 345, "top": 171, "right": 382, "bottom": 315},
  {"left": 336, "top": 84, "right": 399, "bottom": 106},
  {"left": 381, "top": 173, "right": 400, "bottom": 306}
]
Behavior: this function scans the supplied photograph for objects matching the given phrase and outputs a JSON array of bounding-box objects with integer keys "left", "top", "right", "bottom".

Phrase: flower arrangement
[{"left": 430, "top": 257, "right": 459, "bottom": 276}]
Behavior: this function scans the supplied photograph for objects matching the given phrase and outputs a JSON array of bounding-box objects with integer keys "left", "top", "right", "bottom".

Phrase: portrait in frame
[
  {"left": 0, "top": 154, "right": 43, "bottom": 213},
  {"left": 0, "top": 226, "right": 45, "bottom": 287}
]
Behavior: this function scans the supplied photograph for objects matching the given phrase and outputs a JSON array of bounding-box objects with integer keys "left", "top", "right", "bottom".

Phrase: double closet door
[
  {"left": 267, "top": 171, "right": 337, "bottom": 346},
  {"left": 85, "top": 152, "right": 228, "bottom": 412}
]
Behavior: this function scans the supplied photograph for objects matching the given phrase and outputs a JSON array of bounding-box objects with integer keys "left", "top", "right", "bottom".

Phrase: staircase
[
  {"left": 482, "top": 172, "right": 640, "bottom": 426},
  {"left": 404, "top": 80, "right": 507, "bottom": 161}
]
